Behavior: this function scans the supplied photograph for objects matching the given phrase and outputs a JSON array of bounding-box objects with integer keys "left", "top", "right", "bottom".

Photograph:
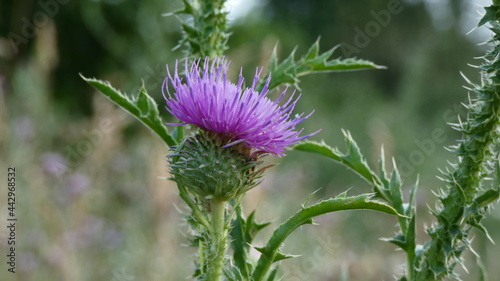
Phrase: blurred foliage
[{"left": 0, "top": 0, "right": 499, "bottom": 281}]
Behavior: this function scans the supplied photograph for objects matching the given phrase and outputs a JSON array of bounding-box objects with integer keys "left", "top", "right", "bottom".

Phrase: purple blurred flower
[
  {"left": 163, "top": 58, "right": 318, "bottom": 156},
  {"left": 41, "top": 152, "right": 67, "bottom": 177},
  {"left": 66, "top": 173, "right": 90, "bottom": 195},
  {"left": 57, "top": 173, "right": 90, "bottom": 204}
]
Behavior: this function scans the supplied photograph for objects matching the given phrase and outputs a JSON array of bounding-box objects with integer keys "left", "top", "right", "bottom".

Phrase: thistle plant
[
  {"left": 164, "top": 58, "right": 318, "bottom": 280},
  {"left": 79, "top": 0, "right": 500, "bottom": 280},
  {"left": 296, "top": 3, "right": 500, "bottom": 280},
  {"left": 168, "top": 0, "right": 230, "bottom": 58},
  {"left": 413, "top": 5, "right": 500, "bottom": 280}
]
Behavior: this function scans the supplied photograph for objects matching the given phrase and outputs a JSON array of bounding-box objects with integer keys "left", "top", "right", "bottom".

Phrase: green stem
[
  {"left": 414, "top": 4, "right": 500, "bottom": 279},
  {"left": 176, "top": 0, "right": 229, "bottom": 59},
  {"left": 407, "top": 247, "right": 415, "bottom": 281},
  {"left": 207, "top": 199, "right": 228, "bottom": 281}
]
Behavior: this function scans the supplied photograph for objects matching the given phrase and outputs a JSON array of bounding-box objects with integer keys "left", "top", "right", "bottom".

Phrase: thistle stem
[{"left": 207, "top": 199, "right": 227, "bottom": 281}]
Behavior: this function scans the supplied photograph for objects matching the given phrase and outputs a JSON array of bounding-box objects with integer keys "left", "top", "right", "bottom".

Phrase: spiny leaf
[
  {"left": 257, "top": 38, "right": 384, "bottom": 91},
  {"left": 301, "top": 189, "right": 321, "bottom": 208},
  {"left": 405, "top": 214, "right": 418, "bottom": 278},
  {"left": 254, "top": 248, "right": 299, "bottom": 262},
  {"left": 81, "top": 75, "right": 177, "bottom": 147},
  {"left": 293, "top": 133, "right": 381, "bottom": 190},
  {"left": 475, "top": 189, "right": 500, "bottom": 208},
  {"left": 304, "top": 38, "right": 320, "bottom": 61},
  {"left": 273, "top": 251, "right": 300, "bottom": 262},
  {"left": 296, "top": 46, "right": 385, "bottom": 75},
  {"left": 230, "top": 207, "right": 271, "bottom": 279},
  {"left": 247, "top": 211, "right": 272, "bottom": 238},
  {"left": 388, "top": 159, "right": 404, "bottom": 215},
  {"left": 472, "top": 220, "right": 495, "bottom": 243},
  {"left": 479, "top": 5, "right": 500, "bottom": 27},
  {"left": 251, "top": 192, "right": 402, "bottom": 281},
  {"left": 381, "top": 234, "right": 407, "bottom": 251},
  {"left": 225, "top": 265, "right": 243, "bottom": 281},
  {"left": 408, "top": 177, "right": 419, "bottom": 216},
  {"left": 378, "top": 147, "right": 390, "bottom": 188}
]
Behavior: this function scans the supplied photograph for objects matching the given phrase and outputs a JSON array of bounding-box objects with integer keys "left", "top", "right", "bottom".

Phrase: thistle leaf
[
  {"left": 381, "top": 234, "right": 407, "bottom": 251},
  {"left": 80, "top": 75, "right": 176, "bottom": 146},
  {"left": 388, "top": 159, "right": 405, "bottom": 215},
  {"left": 293, "top": 132, "right": 382, "bottom": 192},
  {"left": 258, "top": 38, "right": 384, "bottom": 91},
  {"left": 273, "top": 251, "right": 300, "bottom": 262},
  {"left": 251, "top": 193, "right": 401, "bottom": 281},
  {"left": 478, "top": 5, "right": 500, "bottom": 27},
  {"left": 230, "top": 207, "right": 271, "bottom": 279}
]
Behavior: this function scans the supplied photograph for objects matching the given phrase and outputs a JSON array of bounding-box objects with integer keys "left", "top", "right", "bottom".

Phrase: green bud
[{"left": 168, "top": 132, "right": 264, "bottom": 201}]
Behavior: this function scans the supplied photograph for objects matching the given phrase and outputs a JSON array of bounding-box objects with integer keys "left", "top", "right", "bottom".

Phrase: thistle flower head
[
  {"left": 168, "top": 132, "right": 264, "bottom": 200},
  {"left": 163, "top": 58, "right": 318, "bottom": 156}
]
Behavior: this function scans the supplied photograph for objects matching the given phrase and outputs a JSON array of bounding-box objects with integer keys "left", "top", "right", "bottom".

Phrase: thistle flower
[
  {"left": 162, "top": 58, "right": 318, "bottom": 156},
  {"left": 164, "top": 58, "right": 318, "bottom": 200}
]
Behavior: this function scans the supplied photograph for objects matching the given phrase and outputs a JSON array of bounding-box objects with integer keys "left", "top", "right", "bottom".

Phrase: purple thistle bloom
[{"left": 163, "top": 58, "right": 318, "bottom": 156}]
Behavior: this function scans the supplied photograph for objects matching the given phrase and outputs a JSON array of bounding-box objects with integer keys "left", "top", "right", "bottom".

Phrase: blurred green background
[{"left": 1, "top": 0, "right": 499, "bottom": 280}]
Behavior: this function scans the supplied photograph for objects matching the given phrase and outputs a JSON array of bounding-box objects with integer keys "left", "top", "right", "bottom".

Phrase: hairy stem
[
  {"left": 176, "top": 0, "right": 229, "bottom": 59},
  {"left": 206, "top": 199, "right": 228, "bottom": 281},
  {"left": 414, "top": 3, "right": 500, "bottom": 279}
]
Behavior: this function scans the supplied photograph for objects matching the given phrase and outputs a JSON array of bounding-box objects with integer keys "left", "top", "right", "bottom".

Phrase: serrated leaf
[
  {"left": 81, "top": 75, "right": 177, "bottom": 147},
  {"left": 293, "top": 140, "right": 341, "bottom": 161},
  {"left": 247, "top": 211, "right": 272, "bottom": 238},
  {"left": 257, "top": 39, "right": 384, "bottom": 91},
  {"left": 475, "top": 189, "right": 500, "bottom": 208},
  {"left": 251, "top": 192, "right": 402, "bottom": 281},
  {"left": 137, "top": 85, "right": 159, "bottom": 117},
  {"left": 230, "top": 207, "right": 271, "bottom": 279},
  {"left": 470, "top": 221, "right": 495, "bottom": 244},
  {"left": 267, "top": 44, "right": 279, "bottom": 74},
  {"left": 378, "top": 146, "right": 390, "bottom": 188},
  {"left": 381, "top": 234, "right": 407, "bottom": 251},
  {"left": 479, "top": 5, "right": 500, "bottom": 27},
  {"left": 273, "top": 251, "right": 300, "bottom": 262},
  {"left": 388, "top": 159, "right": 404, "bottom": 215},
  {"left": 225, "top": 265, "right": 243, "bottom": 281},
  {"left": 293, "top": 133, "right": 381, "bottom": 189},
  {"left": 181, "top": 22, "right": 199, "bottom": 38},
  {"left": 408, "top": 177, "right": 419, "bottom": 215},
  {"left": 297, "top": 45, "right": 385, "bottom": 75},
  {"left": 406, "top": 214, "right": 417, "bottom": 249},
  {"left": 404, "top": 214, "right": 418, "bottom": 279},
  {"left": 304, "top": 38, "right": 320, "bottom": 61},
  {"left": 301, "top": 189, "right": 321, "bottom": 208}
]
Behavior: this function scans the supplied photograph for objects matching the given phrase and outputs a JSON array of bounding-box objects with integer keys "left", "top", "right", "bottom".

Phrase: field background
[{"left": 1, "top": 0, "right": 499, "bottom": 280}]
